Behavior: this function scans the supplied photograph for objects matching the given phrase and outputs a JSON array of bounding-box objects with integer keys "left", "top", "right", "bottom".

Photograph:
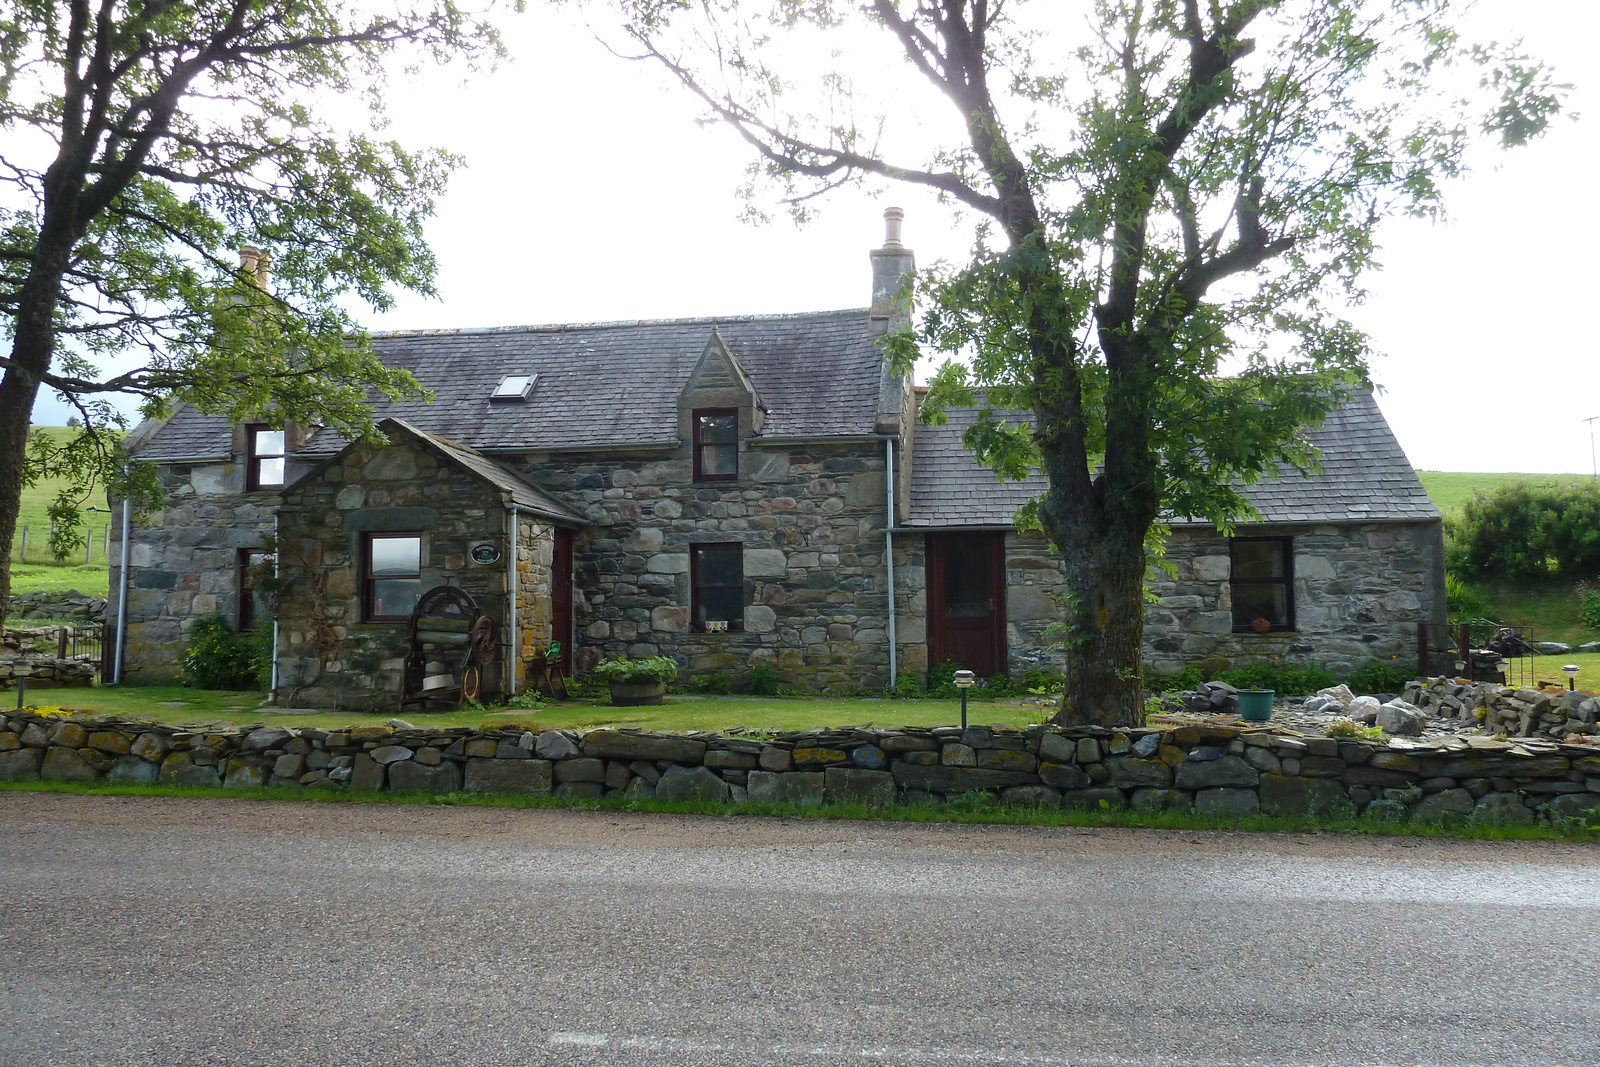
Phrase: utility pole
[{"left": 1586, "top": 416, "right": 1599, "bottom": 482}]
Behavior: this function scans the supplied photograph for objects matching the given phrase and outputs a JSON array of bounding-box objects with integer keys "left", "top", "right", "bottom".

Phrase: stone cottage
[{"left": 110, "top": 211, "right": 1446, "bottom": 707}]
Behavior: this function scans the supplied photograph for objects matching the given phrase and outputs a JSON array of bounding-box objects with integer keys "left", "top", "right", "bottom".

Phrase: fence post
[
  {"left": 17, "top": 525, "right": 26, "bottom": 561},
  {"left": 103, "top": 525, "right": 110, "bottom": 563},
  {"left": 58, "top": 626, "right": 68, "bottom": 660},
  {"left": 85, "top": 535, "right": 92, "bottom": 564}
]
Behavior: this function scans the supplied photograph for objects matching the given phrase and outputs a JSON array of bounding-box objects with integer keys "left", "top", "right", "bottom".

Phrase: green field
[
  {"left": 8, "top": 426, "right": 115, "bottom": 597},
  {"left": 1415, "top": 471, "right": 1594, "bottom": 517}
]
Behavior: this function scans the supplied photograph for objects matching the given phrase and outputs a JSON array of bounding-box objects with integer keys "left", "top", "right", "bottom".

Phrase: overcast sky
[{"left": 32, "top": 1, "right": 1600, "bottom": 475}]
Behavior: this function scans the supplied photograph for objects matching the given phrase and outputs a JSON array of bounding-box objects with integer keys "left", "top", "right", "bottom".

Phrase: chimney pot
[
  {"left": 254, "top": 249, "right": 271, "bottom": 293},
  {"left": 882, "top": 207, "right": 904, "bottom": 249},
  {"left": 239, "top": 246, "right": 261, "bottom": 275}
]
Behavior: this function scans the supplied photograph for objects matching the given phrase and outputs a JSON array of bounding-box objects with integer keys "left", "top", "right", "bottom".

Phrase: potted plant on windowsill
[{"left": 593, "top": 655, "right": 679, "bottom": 706}]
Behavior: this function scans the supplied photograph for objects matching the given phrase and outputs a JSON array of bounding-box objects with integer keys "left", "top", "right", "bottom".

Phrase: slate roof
[
  {"left": 376, "top": 418, "right": 586, "bottom": 525},
  {"left": 904, "top": 390, "right": 1440, "bottom": 528},
  {"left": 131, "top": 310, "right": 888, "bottom": 460}
]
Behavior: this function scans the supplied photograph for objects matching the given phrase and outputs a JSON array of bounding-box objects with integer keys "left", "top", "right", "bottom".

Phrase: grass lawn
[
  {"left": 1416, "top": 470, "right": 1593, "bottom": 517},
  {"left": 18, "top": 684, "right": 1038, "bottom": 733},
  {"left": 8, "top": 426, "right": 117, "bottom": 593}
]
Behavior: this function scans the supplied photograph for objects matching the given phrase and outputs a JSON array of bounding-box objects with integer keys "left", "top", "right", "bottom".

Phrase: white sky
[{"left": 31, "top": 0, "right": 1600, "bottom": 475}]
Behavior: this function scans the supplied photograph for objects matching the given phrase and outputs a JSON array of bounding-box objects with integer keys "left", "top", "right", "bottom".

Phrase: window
[
  {"left": 491, "top": 374, "right": 537, "bottom": 401},
  {"left": 691, "top": 543, "right": 743, "bottom": 632},
  {"left": 693, "top": 409, "right": 737, "bottom": 482},
  {"left": 1230, "top": 537, "right": 1294, "bottom": 632},
  {"left": 238, "top": 549, "right": 274, "bottom": 631},
  {"left": 245, "top": 425, "right": 285, "bottom": 491},
  {"left": 364, "top": 533, "right": 423, "bottom": 621}
]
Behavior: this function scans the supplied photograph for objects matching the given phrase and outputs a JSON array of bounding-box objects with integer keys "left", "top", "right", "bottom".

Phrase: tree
[
  {"left": 613, "top": 0, "right": 1564, "bottom": 725},
  {"left": 1449, "top": 481, "right": 1600, "bottom": 583},
  {"left": 0, "top": 0, "right": 511, "bottom": 627}
]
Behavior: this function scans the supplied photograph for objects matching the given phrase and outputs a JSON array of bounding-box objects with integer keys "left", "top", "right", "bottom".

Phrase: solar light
[
  {"left": 1563, "top": 664, "right": 1580, "bottom": 691},
  {"left": 953, "top": 669, "right": 976, "bottom": 729}
]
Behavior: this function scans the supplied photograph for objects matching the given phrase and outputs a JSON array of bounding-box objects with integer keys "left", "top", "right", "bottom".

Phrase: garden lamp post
[
  {"left": 953, "top": 669, "right": 976, "bottom": 729},
  {"left": 1563, "top": 664, "right": 1580, "bottom": 691}
]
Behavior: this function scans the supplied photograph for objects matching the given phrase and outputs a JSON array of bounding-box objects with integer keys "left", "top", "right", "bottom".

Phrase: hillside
[
  {"left": 1415, "top": 470, "right": 1593, "bottom": 517},
  {"left": 8, "top": 426, "right": 118, "bottom": 597}
]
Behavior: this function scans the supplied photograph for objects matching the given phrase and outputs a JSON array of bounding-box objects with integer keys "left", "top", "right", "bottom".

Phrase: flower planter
[
  {"left": 608, "top": 677, "right": 667, "bottom": 706},
  {"left": 1237, "top": 689, "right": 1275, "bottom": 721}
]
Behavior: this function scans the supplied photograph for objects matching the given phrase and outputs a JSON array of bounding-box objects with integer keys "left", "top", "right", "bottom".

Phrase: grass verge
[
  {"left": 17, "top": 687, "right": 1028, "bottom": 732},
  {"left": 4, "top": 779, "right": 1596, "bottom": 842}
]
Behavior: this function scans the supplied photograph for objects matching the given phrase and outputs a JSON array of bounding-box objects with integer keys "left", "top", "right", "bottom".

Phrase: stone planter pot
[{"left": 608, "top": 677, "right": 667, "bottom": 706}]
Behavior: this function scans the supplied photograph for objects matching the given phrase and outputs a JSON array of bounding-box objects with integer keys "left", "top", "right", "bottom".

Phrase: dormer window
[
  {"left": 245, "top": 425, "right": 285, "bottom": 491},
  {"left": 693, "top": 409, "right": 737, "bottom": 482},
  {"left": 491, "top": 374, "right": 537, "bottom": 402}
]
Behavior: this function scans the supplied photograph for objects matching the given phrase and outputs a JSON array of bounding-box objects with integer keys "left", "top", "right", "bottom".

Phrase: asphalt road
[{"left": 1, "top": 793, "right": 1596, "bottom": 1067}]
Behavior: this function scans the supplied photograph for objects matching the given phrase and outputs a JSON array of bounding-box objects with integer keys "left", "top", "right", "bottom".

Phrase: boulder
[
  {"left": 387, "top": 759, "right": 462, "bottom": 793},
  {"left": 581, "top": 729, "right": 706, "bottom": 763},
  {"left": 242, "top": 726, "right": 293, "bottom": 752},
  {"left": 655, "top": 764, "right": 730, "bottom": 803},
  {"left": 1376, "top": 699, "right": 1428, "bottom": 736},
  {"left": 1000, "top": 785, "right": 1061, "bottom": 808},
  {"left": 0, "top": 748, "right": 43, "bottom": 781},
  {"left": 106, "top": 756, "right": 159, "bottom": 784},
  {"left": 1414, "top": 788, "right": 1475, "bottom": 820},
  {"left": 464, "top": 758, "right": 553, "bottom": 795},
  {"left": 535, "top": 731, "right": 580, "bottom": 760},
  {"left": 1347, "top": 695, "right": 1381, "bottom": 724},
  {"left": 1175, "top": 754, "right": 1259, "bottom": 790},
  {"left": 1194, "top": 787, "right": 1260, "bottom": 816},
  {"left": 41, "top": 745, "right": 100, "bottom": 782},
  {"left": 746, "top": 770, "right": 824, "bottom": 806},
  {"left": 1317, "top": 684, "right": 1357, "bottom": 706},
  {"left": 824, "top": 767, "right": 895, "bottom": 806}
]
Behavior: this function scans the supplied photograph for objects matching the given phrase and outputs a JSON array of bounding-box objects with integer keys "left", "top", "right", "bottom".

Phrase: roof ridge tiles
[{"left": 367, "top": 307, "right": 870, "bottom": 339}]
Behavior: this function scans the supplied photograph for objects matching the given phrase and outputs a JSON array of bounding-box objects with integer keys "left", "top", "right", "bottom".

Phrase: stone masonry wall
[
  {"left": 3, "top": 711, "right": 1596, "bottom": 825},
  {"left": 895, "top": 522, "right": 1445, "bottom": 682},
  {"left": 510, "top": 440, "right": 891, "bottom": 694},
  {"left": 274, "top": 433, "right": 533, "bottom": 710},
  {"left": 110, "top": 461, "right": 276, "bottom": 684}
]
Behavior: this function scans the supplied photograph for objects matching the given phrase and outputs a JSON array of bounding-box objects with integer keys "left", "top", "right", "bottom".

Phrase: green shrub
[
  {"left": 1449, "top": 481, "right": 1600, "bottom": 581},
  {"left": 180, "top": 615, "right": 263, "bottom": 690},
  {"left": 1215, "top": 661, "right": 1338, "bottom": 697},
  {"left": 1347, "top": 658, "right": 1413, "bottom": 695},
  {"left": 926, "top": 659, "right": 961, "bottom": 698},
  {"left": 592, "top": 655, "right": 679, "bottom": 683},
  {"left": 695, "top": 670, "right": 733, "bottom": 694},
  {"left": 1579, "top": 587, "right": 1600, "bottom": 633},
  {"left": 1144, "top": 665, "right": 1203, "bottom": 693},
  {"left": 1445, "top": 573, "right": 1489, "bottom": 618},
  {"left": 1020, "top": 668, "right": 1065, "bottom": 694},
  {"left": 891, "top": 670, "right": 923, "bottom": 698},
  {"left": 749, "top": 662, "right": 780, "bottom": 696}
]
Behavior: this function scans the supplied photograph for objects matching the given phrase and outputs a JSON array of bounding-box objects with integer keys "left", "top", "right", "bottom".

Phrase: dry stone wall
[{"left": 5, "top": 711, "right": 1597, "bottom": 824}]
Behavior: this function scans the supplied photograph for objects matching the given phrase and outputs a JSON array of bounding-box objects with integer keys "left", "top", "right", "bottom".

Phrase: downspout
[
  {"left": 269, "top": 511, "right": 280, "bottom": 698},
  {"left": 885, "top": 437, "right": 897, "bottom": 690},
  {"left": 112, "top": 496, "right": 131, "bottom": 684},
  {"left": 506, "top": 503, "right": 519, "bottom": 696}
]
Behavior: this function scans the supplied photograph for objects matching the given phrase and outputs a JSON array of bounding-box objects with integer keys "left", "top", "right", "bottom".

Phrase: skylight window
[{"left": 491, "top": 374, "right": 537, "bottom": 402}]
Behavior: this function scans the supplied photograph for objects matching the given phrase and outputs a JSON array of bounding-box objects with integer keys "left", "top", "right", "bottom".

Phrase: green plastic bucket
[{"left": 1237, "top": 689, "right": 1275, "bottom": 721}]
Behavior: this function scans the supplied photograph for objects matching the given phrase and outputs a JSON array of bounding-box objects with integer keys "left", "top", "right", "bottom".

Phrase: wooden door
[
  {"left": 927, "top": 532, "right": 1007, "bottom": 677},
  {"left": 552, "top": 528, "right": 574, "bottom": 676}
]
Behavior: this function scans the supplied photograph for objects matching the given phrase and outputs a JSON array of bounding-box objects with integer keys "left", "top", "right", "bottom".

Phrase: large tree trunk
[
  {"left": 1045, "top": 512, "right": 1150, "bottom": 728},
  {"left": 0, "top": 367, "right": 42, "bottom": 631}
]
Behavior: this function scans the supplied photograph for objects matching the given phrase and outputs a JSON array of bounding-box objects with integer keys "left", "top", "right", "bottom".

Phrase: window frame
[
  {"left": 238, "top": 548, "right": 273, "bottom": 631},
  {"left": 244, "top": 424, "right": 286, "bottom": 492},
  {"left": 362, "top": 531, "right": 425, "bottom": 623},
  {"left": 690, "top": 542, "right": 744, "bottom": 633},
  {"left": 692, "top": 408, "right": 738, "bottom": 483},
  {"left": 1229, "top": 536, "right": 1295, "bottom": 633}
]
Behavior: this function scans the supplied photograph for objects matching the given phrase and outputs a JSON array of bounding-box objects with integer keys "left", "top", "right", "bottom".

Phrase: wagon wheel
[
  {"left": 469, "top": 615, "right": 499, "bottom": 666},
  {"left": 459, "top": 664, "right": 482, "bottom": 704}
]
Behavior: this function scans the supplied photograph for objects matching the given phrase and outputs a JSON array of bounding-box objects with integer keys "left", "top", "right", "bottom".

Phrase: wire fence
[{"left": 8, "top": 524, "right": 112, "bottom": 565}]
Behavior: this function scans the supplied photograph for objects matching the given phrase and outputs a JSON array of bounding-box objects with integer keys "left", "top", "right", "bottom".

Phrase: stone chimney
[
  {"left": 253, "top": 248, "right": 271, "bottom": 292},
  {"left": 868, "top": 207, "right": 915, "bottom": 337},
  {"left": 237, "top": 246, "right": 271, "bottom": 291}
]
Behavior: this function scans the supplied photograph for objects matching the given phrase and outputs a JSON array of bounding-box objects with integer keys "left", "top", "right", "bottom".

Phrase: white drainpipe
[
  {"left": 269, "top": 511, "right": 280, "bottom": 698},
  {"left": 506, "top": 503, "right": 519, "bottom": 695},
  {"left": 112, "top": 496, "right": 131, "bottom": 684},
  {"left": 885, "top": 436, "right": 897, "bottom": 690}
]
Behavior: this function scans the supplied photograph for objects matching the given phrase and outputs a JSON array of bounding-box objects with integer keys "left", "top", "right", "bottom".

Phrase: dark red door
[
  {"left": 927, "top": 532, "right": 1007, "bottom": 677},
  {"left": 552, "top": 528, "right": 574, "bottom": 676}
]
